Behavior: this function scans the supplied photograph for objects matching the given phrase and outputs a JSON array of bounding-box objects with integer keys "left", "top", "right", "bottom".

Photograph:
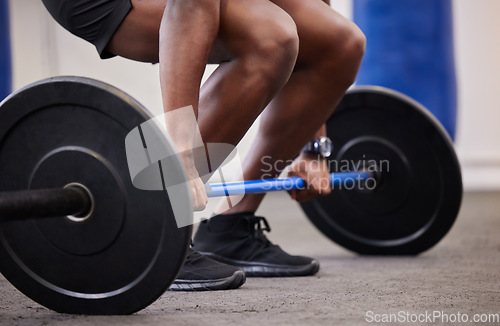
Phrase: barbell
[{"left": 0, "top": 77, "right": 462, "bottom": 314}]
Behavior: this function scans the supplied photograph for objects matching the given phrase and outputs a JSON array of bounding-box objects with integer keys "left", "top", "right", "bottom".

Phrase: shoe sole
[
  {"left": 168, "top": 270, "right": 246, "bottom": 291},
  {"left": 200, "top": 252, "right": 320, "bottom": 277}
]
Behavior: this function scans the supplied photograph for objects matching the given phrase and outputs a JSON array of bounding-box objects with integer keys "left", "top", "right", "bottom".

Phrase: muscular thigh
[
  {"left": 107, "top": 0, "right": 294, "bottom": 64},
  {"left": 106, "top": 0, "right": 165, "bottom": 62},
  {"left": 269, "top": 0, "right": 358, "bottom": 67}
]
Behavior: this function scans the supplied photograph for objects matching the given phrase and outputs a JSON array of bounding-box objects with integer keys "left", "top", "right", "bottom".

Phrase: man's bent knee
[
  {"left": 242, "top": 16, "right": 299, "bottom": 81},
  {"left": 317, "top": 21, "right": 366, "bottom": 87},
  {"left": 343, "top": 23, "right": 366, "bottom": 71}
]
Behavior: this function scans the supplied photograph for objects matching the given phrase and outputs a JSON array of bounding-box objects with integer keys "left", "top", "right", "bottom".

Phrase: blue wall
[
  {"left": 0, "top": 0, "right": 12, "bottom": 102},
  {"left": 353, "top": 0, "right": 457, "bottom": 139}
]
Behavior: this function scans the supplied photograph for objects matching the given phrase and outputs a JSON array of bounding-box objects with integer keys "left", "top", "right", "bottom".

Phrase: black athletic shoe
[
  {"left": 192, "top": 212, "right": 320, "bottom": 277},
  {"left": 169, "top": 248, "right": 246, "bottom": 291}
]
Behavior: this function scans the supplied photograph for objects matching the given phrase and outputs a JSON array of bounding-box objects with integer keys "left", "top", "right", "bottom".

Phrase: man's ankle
[{"left": 207, "top": 211, "right": 255, "bottom": 232}]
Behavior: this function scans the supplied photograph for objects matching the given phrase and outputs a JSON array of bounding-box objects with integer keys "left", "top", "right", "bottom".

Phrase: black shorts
[{"left": 42, "top": 0, "right": 132, "bottom": 59}]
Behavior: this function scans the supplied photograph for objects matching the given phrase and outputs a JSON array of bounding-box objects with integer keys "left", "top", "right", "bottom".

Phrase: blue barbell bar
[{"left": 205, "top": 171, "right": 372, "bottom": 197}]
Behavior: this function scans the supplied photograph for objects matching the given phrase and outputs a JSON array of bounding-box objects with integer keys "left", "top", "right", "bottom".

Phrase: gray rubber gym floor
[{"left": 0, "top": 191, "right": 499, "bottom": 326}]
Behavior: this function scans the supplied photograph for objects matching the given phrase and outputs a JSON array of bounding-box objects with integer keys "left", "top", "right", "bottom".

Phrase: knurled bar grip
[{"left": 0, "top": 187, "right": 90, "bottom": 220}]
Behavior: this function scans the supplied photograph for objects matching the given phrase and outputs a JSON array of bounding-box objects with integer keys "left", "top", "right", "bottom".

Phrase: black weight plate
[
  {"left": 300, "top": 86, "right": 462, "bottom": 255},
  {"left": 0, "top": 77, "right": 192, "bottom": 314}
]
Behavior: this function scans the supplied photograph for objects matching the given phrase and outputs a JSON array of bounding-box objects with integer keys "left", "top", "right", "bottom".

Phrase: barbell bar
[
  {"left": 0, "top": 77, "right": 462, "bottom": 315},
  {"left": 205, "top": 171, "right": 372, "bottom": 197},
  {"left": 0, "top": 185, "right": 91, "bottom": 220},
  {"left": 0, "top": 171, "right": 373, "bottom": 219}
]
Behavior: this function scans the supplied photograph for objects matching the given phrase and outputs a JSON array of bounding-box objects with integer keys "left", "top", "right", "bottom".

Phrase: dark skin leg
[
  {"left": 108, "top": 0, "right": 299, "bottom": 209},
  {"left": 218, "top": 0, "right": 366, "bottom": 212},
  {"left": 106, "top": 0, "right": 365, "bottom": 213}
]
